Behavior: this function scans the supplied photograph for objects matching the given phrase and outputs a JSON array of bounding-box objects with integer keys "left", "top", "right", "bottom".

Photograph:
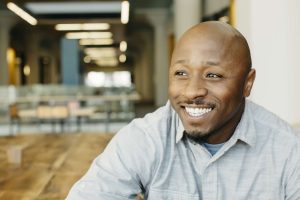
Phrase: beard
[{"left": 184, "top": 130, "right": 211, "bottom": 144}]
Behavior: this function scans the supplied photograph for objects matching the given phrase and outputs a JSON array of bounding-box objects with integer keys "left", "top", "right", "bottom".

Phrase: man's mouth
[{"left": 185, "top": 106, "right": 213, "bottom": 117}]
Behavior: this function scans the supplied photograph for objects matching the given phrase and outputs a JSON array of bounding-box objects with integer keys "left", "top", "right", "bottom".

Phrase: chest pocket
[{"left": 147, "top": 189, "right": 201, "bottom": 200}]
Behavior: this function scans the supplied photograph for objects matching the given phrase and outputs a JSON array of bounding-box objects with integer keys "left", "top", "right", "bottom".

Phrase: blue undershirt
[{"left": 203, "top": 142, "right": 225, "bottom": 155}]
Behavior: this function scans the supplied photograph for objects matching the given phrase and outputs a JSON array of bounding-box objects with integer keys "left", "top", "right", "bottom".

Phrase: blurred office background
[
  {"left": 1, "top": 1, "right": 300, "bottom": 199},
  {"left": 0, "top": 0, "right": 230, "bottom": 135},
  {"left": 0, "top": 0, "right": 300, "bottom": 135}
]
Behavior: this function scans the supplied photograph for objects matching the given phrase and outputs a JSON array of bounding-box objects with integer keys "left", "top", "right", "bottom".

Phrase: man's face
[{"left": 168, "top": 27, "right": 255, "bottom": 144}]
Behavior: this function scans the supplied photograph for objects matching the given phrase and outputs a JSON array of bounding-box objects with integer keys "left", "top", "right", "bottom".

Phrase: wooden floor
[{"left": 0, "top": 133, "right": 114, "bottom": 200}]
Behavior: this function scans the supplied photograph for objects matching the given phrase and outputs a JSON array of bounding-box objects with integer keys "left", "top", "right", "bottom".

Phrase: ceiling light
[
  {"left": 84, "top": 56, "right": 91, "bottom": 63},
  {"left": 55, "top": 23, "right": 110, "bottom": 31},
  {"left": 25, "top": 2, "right": 121, "bottom": 14},
  {"left": 84, "top": 47, "right": 117, "bottom": 57},
  {"left": 219, "top": 16, "right": 229, "bottom": 23},
  {"left": 96, "top": 59, "right": 118, "bottom": 67},
  {"left": 119, "top": 41, "right": 127, "bottom": 52},
  {"left": 7, "top": 2, "right": 37, "bottom": 25},
  {"left": 121, "top": 1, "right": 130, "bottom": 24},
  {"left": 79, "top": 38, "right": 114, "bottom": 46},
  {"left": 65, "top": 32, "right": 112, "bottom": 39},
  {"left": 24, "top": 65, "right": 31, "bottom": 76},
  {"left": 119, "top": 54, "right": 127, "bottom": 63}
]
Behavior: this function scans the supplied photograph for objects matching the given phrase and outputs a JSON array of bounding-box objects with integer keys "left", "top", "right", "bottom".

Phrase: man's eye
[
  {"left": 206, "top": 73, "right": 222, "bottom": 78},
  {"left": 175, "top": 71, "right": 187, "bottom": 76}
]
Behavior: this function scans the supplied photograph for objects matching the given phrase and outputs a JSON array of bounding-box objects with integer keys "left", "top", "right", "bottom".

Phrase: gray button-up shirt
[{"left": 66, "top": 100, "right": 300, "bottom": 200}]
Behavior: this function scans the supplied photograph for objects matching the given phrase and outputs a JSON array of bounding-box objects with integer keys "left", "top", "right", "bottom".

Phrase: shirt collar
[
  {"left": 176, "top": 117, "right": 185, "bottom": 143},
  {"left": 231, "top": 100, "right": 256, "bottom": 146},
  {"left": 174, "top": 100, "right": 257, "bottom": 146}
]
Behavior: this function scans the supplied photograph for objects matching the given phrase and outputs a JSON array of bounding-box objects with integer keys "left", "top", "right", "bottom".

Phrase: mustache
[{"left": 185, "top": 98, "right": 215, "bottom": 107}]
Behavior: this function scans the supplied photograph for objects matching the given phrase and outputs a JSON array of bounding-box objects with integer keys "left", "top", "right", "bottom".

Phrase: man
[{"left": 67, "top": 21, "right": 300, "bottom": 199}]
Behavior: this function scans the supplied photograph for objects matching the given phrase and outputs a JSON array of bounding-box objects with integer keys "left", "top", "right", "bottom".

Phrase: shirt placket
[
  {"left": 201, "top": 162, "right": 218, "bottom": 200},
  {"left": 188, "top": 141, "right": 218, "bottom": 200},
  {"left": 199, "top": 146, "right": 218, "bottom": 200}
]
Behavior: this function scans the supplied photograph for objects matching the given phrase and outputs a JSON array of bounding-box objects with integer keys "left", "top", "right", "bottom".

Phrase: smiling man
[
  {"left": 67, "top": 21, "right": 300, "bottom": 200},
  {"left": 169, "top": 22, "right": 255, "bottom": 145}
]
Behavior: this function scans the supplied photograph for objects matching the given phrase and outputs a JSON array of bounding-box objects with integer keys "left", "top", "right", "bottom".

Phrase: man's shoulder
[
  {"left": 129, "top": 101, "right": 173, "bottom": 132},
  {"left": 247, "top": 100, "right": 300, "bottom": 144},
  {"left": 116, "top": 101, "right": 176, "bottom": 143},
  {"left": 134, "top": 102, "right": 172, "bottom": 127}
]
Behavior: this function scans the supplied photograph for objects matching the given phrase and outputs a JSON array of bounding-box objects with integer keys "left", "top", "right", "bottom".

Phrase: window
[{"left": 85, "top": 71, "right": 132, "bottom": 87}]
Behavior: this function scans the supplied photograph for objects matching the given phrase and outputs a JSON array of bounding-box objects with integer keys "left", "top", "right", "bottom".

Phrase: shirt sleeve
[
  {"left": 285, "top": 139, "right": 300, "bottom": 200},
  {"left": 66, "top": 121, "right": 158, "bottom": 200}
]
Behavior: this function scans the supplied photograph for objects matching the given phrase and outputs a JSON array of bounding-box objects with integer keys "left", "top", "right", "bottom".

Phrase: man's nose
[{"left": 184, "top": 78, "right": 208, "bottom": 99}]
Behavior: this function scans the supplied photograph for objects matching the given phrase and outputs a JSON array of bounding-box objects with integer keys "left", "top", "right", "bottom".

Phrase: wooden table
[{"left": 0, "top": 133, "right": 114, "bottom": 200}]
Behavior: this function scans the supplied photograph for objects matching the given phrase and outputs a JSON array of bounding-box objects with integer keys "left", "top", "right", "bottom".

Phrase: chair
[{"left": 36, "top": 105, "right": 69, "bottom": 133}]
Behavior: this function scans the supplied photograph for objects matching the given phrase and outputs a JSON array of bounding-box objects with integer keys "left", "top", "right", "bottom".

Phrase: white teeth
[{"left": 185, "top": 107, "right": 212, "bottom": 117}]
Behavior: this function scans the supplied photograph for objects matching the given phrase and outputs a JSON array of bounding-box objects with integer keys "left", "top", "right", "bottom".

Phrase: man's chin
[{"left": 184, "top": 130, "right": 211, "bottom": 143}]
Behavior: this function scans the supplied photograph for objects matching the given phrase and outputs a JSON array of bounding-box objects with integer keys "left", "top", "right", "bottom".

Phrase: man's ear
[{"left": 243, "top": 68, "right": 256, "bottom": 97}]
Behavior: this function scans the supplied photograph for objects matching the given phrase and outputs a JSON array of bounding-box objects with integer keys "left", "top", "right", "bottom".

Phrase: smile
[{"left": 185, "top": 107, "right": 213, "bottom": 117}]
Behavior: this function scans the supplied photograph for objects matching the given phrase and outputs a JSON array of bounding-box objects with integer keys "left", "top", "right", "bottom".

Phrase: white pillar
[
  {"left": 235, "top": 0, "right": 300, "bottom": 124},
  {"left": 139, "top": 8, "right": 170, "bottom": 107},
  {"left": 174, "top": 0, "right": 202, "bottom": 40},
  {"left": 0, "top": 11, "right": 17, "bottom": 85}
]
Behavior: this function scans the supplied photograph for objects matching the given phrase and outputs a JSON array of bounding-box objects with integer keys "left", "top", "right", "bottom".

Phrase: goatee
[{"left": 184, "top": 130, "right": 209, "bottom": 144}]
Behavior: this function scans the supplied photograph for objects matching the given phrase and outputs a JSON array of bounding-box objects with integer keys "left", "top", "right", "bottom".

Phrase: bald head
[{"left": 172, "top": 21, "right": 252, "bottom": 71}]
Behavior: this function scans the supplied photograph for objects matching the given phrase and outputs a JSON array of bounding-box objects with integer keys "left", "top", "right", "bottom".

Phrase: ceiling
[
  {"left": 2, "top": 0, "right": 173, "bottom": 70},
  {"left": 1, "top": 0, "right": 174, "bottom": 38},
  {"left": 1, "top": 0, "right": 173, "bottom": 11}
]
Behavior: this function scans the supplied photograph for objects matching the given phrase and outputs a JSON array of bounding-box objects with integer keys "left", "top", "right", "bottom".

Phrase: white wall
[
  {"left": 174, "top": 0, "right": 202, "bottom": 40},
  {"left": 235, "top": 0, "right": 300, "bottom": 124}
]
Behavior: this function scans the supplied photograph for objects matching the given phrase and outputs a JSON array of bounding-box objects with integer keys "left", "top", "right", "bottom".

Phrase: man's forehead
[
  {"left": 188, "top": 21, "right": 241, "bottom": 37},
  {"left": 172, "top": 34, "right": 233, "bottom": 63},
  {"left": 171, "top": 58, "right": 221, "bottom": 66}
]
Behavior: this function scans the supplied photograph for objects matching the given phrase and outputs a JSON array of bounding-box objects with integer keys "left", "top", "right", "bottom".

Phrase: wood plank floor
[{"left": 0, "top": 133, "right": 114, "bottom": 200}]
